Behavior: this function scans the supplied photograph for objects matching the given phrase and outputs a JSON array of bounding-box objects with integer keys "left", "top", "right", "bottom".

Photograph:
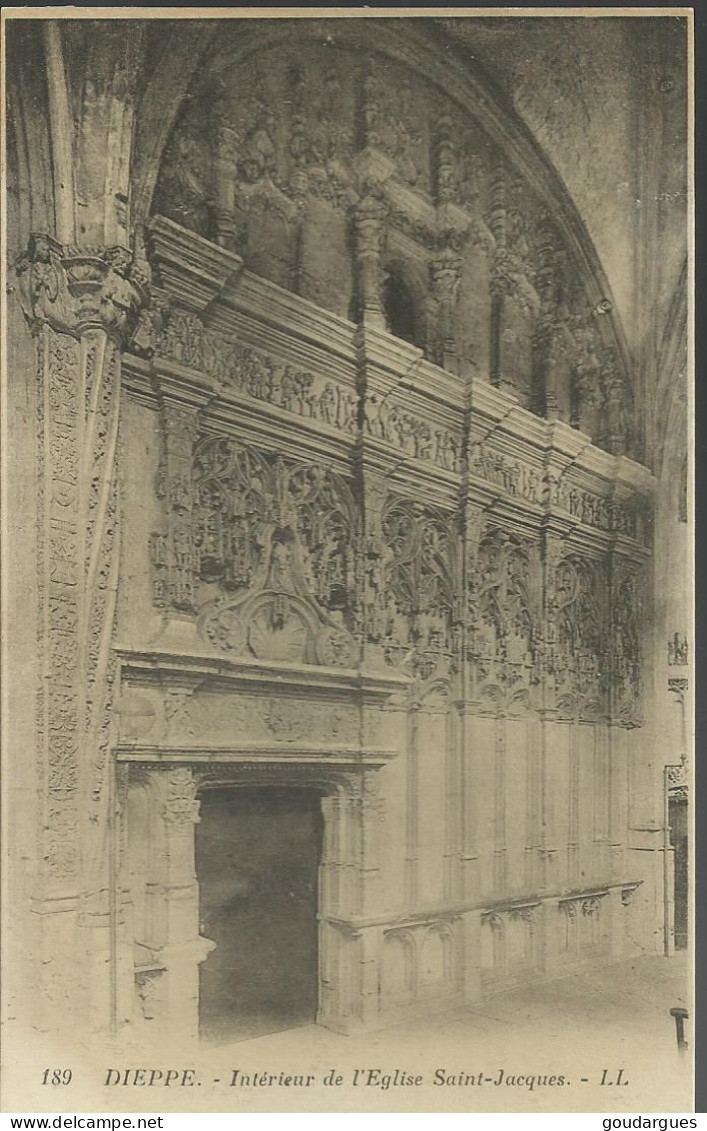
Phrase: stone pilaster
[{"left": 16, "top": 232, "right": 147, "bottom": 1031}]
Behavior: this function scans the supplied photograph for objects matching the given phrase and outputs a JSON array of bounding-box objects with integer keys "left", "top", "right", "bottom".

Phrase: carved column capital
[
  {"left": 162, "top": 768, "right": 201, "bottom": 832},
  {"left": 430, "top": 246, "right": 462, "bottom": 302},
  {"left": 17, "top": 233, "right": 149, "bottom": 343}
]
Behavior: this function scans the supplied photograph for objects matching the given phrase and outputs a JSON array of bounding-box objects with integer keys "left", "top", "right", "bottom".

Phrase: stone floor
[{"left": 4, "top": 953, "right": 692, "bottom": 1113}]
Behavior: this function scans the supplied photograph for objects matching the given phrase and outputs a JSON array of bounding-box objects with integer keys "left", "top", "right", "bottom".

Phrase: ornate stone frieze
[
  {"left": 156, "top": 308, "right": 358, "bottom": 434},
  {"left": 147, "top": 687, "right": 360, "bottom": 747},
  {"left": 468, "top": 441, "right": 644, "bottom": 540},
  {"left": 469, "top": 444, "right": 541, "bottom": 504},
  {"left": 366, "top": 398, "right": 461, "bottom": 473}
]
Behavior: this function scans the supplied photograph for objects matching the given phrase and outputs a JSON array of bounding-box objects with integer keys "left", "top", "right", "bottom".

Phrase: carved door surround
[
  {"left": 118, "top": 750, "right": 396, "bottom": 1041},
  {"left": 114, "top": 648, "right": 404, "bottom": 1040}
]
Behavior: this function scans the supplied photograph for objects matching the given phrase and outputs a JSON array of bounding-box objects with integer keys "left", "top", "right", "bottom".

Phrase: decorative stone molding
[{"left": 145, "top": 216, "right": 243, "bottom": 313}]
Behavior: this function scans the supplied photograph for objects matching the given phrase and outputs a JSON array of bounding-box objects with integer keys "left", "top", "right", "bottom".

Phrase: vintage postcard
[{"left": 1, "top": 6, "right": 694, "bottom": 1115}]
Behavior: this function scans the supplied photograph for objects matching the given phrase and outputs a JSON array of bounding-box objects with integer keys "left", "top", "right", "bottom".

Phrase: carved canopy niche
[{"left": 148, "top": 19, "right": 635, "bottom": 456}]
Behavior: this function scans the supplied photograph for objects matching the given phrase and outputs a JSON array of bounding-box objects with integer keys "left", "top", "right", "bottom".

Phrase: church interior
[{"left": 4, "top": 14, "right": 690, "bottom": 1049}]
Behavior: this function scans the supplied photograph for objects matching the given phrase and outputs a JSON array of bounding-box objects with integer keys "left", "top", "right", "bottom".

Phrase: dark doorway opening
[
  {"left": 383, "top": 271, "right": 419, "bottom": 347},
  {"left": 669, "top": 794, "right": 688, "bottom": 950},
  {"left": 196, "top": 786, "right": 323, "bottom": 1044}
]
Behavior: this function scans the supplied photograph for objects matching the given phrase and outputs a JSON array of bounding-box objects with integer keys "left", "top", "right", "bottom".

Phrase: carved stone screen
[{"left": 3, "top": 9, "right": 691, "bottom": 1115}]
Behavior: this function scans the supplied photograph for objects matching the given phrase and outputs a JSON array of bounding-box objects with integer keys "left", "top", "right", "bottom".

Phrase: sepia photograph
[{"left": 1, "top": 6, "right": 693, "bottom": 1115}]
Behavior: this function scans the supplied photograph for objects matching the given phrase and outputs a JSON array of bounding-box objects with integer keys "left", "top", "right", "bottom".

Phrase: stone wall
[
  {"left": 108, "top": 215, "right": 655, "bottom": 1037},
  {"left": 4, "top": 14, "right": 688, "bottom": 1041}
]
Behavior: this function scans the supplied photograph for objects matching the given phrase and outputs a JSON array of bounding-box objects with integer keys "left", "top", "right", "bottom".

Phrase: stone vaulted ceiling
[{"left": 439, "top": 15, "right": 688, "bottom": 370}]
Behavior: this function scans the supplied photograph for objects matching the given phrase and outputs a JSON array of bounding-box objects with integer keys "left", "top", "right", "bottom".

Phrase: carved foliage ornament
[{"left": 163, "top": 768, "right": 201, "bottom": 830}]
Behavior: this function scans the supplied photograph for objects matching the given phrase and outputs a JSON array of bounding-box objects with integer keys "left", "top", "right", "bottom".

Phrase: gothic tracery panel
[
  {"left": 375, "top": 497, "right": 458, "bottom": 680},
  {"left": 470, "top": 528, "right": 539, "bottom": 691},
  {"left": 551, "top": 553, "right": 607, "bottom": 714},
  {"left": 190, "top": 436, "right": 360, "bottom": 667}
]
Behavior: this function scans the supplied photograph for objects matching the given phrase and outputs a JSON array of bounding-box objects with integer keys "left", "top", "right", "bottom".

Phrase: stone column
[
  {"left": 456, "top": 501, "right": 486, "bottom": 902},
  {"left": 212, "top": 97, "right": 240, "bottom": 252},
  {"left": 16, "top": 234, "right": 146, "bottom": 1032},
  {"left": 601, "top": 359, "right": 630, "bottom": 457},
  {"left": 356, "top": 468, "right": 390, "bottom": 668},
  {"left": 430, "top": 246, "right": 462, "bottom": 372},
  {"left": 537, "top": 526, "right": 567, "bottom": 892},
  {"left": 354, "top": 194, "right": 387, "bottom": 330}
]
